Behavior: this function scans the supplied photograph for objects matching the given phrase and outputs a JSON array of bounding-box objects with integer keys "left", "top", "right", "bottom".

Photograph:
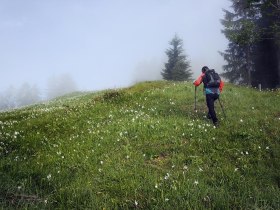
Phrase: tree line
[
  {"left": 0, "top": 74, "right": 77, "bottom": 111},
  {"left": 220, "top": 0, "right": 280, "bottom": 88}
]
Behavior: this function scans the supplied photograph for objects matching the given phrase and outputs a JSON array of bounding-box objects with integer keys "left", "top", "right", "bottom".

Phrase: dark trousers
[{"left": 206, "top": 93, "right": 219, "bottom": 124}]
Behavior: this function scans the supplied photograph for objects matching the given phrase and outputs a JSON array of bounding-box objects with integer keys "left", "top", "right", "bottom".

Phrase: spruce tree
[
  {"left": 252, "top": 0, "right": 280, "bottom": 88},
  {"left": 220, "top": 1, "right": 259, "bottom": 86},
  {"left": 161, "top": 35, "right": 192, "bottom": 81},
  {"left": 221, "top": 0, "right": 280, "bottom": 88}
]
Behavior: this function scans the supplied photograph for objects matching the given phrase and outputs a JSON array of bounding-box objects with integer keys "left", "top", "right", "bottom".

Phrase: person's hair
[{"left": 202, "top": 66, "right": 209, "bottom": 73}]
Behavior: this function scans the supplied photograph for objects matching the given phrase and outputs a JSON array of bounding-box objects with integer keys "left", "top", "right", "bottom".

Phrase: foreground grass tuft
[{"left": 0, "top": 81, "right": 279, "bottom": 209}]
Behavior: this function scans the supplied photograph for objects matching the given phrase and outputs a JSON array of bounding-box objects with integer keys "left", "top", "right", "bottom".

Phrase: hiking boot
[{"left": 213, "top": 121, "right": 219, "bottom": 127}]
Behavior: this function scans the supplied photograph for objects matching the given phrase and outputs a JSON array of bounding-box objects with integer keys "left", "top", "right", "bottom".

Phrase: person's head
[{"left": 202, "top": 66, "right": 209, "bottom": 73}]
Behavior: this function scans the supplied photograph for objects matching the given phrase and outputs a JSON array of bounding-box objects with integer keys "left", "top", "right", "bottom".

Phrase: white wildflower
[
  {"left": 47, "top": 174, "right": 52, "bottom": 180},
  {"left": 194, "top": 180, "right": 199, "bottom": 185},
  {"left": 240, "top": 119, "right": 243, "bottom": 123},
  {"left": 164, "top": 173, "right": 170, "bottom": 180}
]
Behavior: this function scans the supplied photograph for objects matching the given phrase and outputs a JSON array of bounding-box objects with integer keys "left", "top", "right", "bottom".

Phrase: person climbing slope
[{"left": 193, "top": 66, "right": 224, "bottom": 126}]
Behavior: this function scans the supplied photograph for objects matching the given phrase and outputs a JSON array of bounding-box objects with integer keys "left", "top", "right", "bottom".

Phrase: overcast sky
[{"left": 0, "top": 0, "right": 231, "bottom": 94}]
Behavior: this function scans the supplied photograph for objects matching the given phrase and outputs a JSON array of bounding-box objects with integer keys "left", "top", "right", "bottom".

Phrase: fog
[{"left": 0, "top": 0, "right": 231, "bottom": 97}]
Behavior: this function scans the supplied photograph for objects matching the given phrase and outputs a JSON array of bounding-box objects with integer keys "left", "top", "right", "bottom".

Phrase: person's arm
[
  {"left": 193, "top": 73, "right": 204, "bottom": 86},
  {"left": 219, "top": 80, "right": 224, "bottom": 92}
]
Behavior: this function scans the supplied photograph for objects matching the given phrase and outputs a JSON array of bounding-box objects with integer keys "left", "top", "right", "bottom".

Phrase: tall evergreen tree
[
  {"left": 221, "top": 0, "right": 280, "bottom": 88},
  {"left": 252, "top": 0, "right": 280, "bottom": 88},
  {"left": 161, "top": 35, "right": 192, "bottom": 81},
  {"left": 219, "top": 42, "right": 248, "bottom": 84},
  {"left": 221, "top": 0, "right": 260, "bottom": 85}
]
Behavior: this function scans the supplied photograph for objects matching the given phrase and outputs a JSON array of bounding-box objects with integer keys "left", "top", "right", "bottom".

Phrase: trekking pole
[
  {"left": 194, "top": 86, "right": 197, "bottom": 111},
  {"left": 218, "top": 98, "right": 226, "bottom": 119}
]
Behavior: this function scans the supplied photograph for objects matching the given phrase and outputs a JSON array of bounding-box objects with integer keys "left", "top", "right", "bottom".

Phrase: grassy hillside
[{"left": 0, "top": 81, "right": 279, "bottom": 209}]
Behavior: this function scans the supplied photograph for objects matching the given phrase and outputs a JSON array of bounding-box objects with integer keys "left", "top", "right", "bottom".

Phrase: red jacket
[{"left": 193, "top": 73, "right": 224, "bottom": 93}]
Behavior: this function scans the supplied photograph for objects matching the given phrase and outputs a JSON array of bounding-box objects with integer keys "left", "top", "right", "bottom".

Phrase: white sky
[{"left": 0, "top": 0, "right": 231, "bottom": 94}]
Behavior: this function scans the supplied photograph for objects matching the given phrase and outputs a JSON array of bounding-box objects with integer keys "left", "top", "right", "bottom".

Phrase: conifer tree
[
  {"left": 161, "top": 35, "right": 192, "bottom": 81},
  {"left": 221, "top": 0, "right": 259, "bottom": 85},
  {"left": 252, "top": 0, "right": 280, "bottom": 88},
  {"left": 221, "top": 0, "right": 280, "bottom": 88}
]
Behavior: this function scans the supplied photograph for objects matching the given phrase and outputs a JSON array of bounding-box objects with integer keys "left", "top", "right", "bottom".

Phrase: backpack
[{"left": 204, "top": 69, "right": 221, "bottom": 88}]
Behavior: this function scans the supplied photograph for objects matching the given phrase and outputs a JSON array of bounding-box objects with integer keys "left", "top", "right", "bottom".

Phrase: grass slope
[{"left": 0, "top": 81, "right": 279, "bottom": 209}]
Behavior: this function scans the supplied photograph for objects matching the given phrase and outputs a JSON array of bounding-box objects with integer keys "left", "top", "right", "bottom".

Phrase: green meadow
[{"left": 0, "top": 81, "right": 279, "bottom": 209}]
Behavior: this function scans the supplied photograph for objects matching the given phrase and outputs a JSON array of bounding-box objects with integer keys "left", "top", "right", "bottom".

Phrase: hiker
[{"left": 193, "top": 66, "right": 224, "bottom": 126}]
